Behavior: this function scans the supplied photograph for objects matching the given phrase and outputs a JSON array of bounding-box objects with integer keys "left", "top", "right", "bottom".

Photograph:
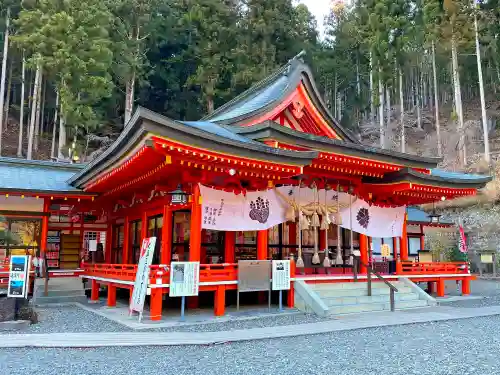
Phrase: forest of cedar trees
[{"left": 0, "top": 0, "right": 499, "bottom": 170}]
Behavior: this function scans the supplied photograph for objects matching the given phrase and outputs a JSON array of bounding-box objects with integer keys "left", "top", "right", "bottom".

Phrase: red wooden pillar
[
  {"left": 150, "top": 288, "right": 163, "bottom": 321},
  {"left": 257, "top": 230, "right": 268, "bottom": 260},
  {"left": 214, "top": 285, "right": 226, "bottom": 316},
  {"left": 392, "top": 237, "right": 398, "bottom": 260},
  {"left": 257, "top": 230, "right": 269, "bottom": 303},
  {"left": 79, "top": 212, "right": 85, "bottom": 264},
  {"left": 91, "top": 279, "right": 99, "bottom": 301},
  {"left": 105, "top": 216, "right": 112, "bottom": 263},
  {"left": 399, "top": 214, "right": 409, "bottom": 261},
  {"left": 287, "top": 259, "right": 296, "bottom": 308},
  {"left": 161, "top": 205, "right": 172, "bottom": 264},
  {"left": 107, "top": 285, "right": 117, "bottom": 307},
  {"left": 288, "top": 223, "right": 297, "bottom": 246},
  {"left": 188, "top": 185, "right": 202, "bottom": 309},
  {"left": 141, "top": 211, "right": 148, "bottom": 242},
  {"left": 437, "top": 278, "right": 445, "bottom": 297},
  {"left": 462, "top": 278, "right": 471, "bottom": 295},
  {"left": 359, "top": 234, "right": 369, "bottom": 273},
  {"left": 224, "top": 231, "right": 235, "bottom": 263},
  {"left": 122, "top": 216, "right": 130, "bottom": 264},
  {"left": 427, "top": 281, "right": 435, "bottom": 295},
  {"left": 420, "top": 225, "right": 425, "bottom": 251},
  {"left": 40, "top": 198, "right": 50, "bottom": 256},
  {"left": 189, "top": 185, "right": 202, "bottom": 262}
]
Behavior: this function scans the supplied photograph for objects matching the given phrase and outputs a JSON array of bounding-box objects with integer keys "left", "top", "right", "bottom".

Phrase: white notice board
[
  {"left": 88, "top": 240, "right": 97, "bottom": 252},
  {"left": 169, "top": 262, "right": 200, "bottom": 297},
  {"left": 130, "top": 237, "right": 157, "bottom": 314},
  {"left": 272, "top": 260, "right": 291, "bottom": 291}
]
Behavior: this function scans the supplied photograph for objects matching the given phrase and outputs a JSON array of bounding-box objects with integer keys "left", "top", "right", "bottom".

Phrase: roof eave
[
  {"left": 234, "top": 122, "right": 441, "bottom": 169},
  {"left": 363, "top": 168, "right": 492, "bottom": 189},
  {"left": 71, "top": 107, "right": 319, "bottom": 189}
]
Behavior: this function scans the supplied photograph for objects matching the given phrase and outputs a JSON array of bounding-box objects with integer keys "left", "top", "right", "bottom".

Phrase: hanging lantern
[
  {"left": 428, "top": 202, "right": 441, "bottom": 224},
  {"left": 169, "top": 184, "right": 188, "bottom": 205},
  {"left": 428, "top": 210, "right": 441, "bottom": 224}
]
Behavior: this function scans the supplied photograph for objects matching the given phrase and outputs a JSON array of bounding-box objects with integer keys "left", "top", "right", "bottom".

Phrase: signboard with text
[
  {"left": 272, "top": 260, "right": 291, "bottom": 291},
  {"left": 238, "top": 260, "right": 271, "bottom": 292},
  {"left": 130, "top": 237, "right": 157, "bottom": 315},
  {"left": 8, "top": 255, "right": 31, "bottom": 298},
  {"left": 169, "top": 262, "right": 200, "bottom": 297}
]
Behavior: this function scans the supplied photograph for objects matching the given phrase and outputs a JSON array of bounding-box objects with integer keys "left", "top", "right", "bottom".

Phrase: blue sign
[{"left": 7, "top": 255, "right": 30, "bottom": 298}]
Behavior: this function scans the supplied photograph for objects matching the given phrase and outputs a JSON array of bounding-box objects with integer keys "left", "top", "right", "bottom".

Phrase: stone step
[
  {"left": 327, "top": 299, "right": 428, "bottom": 315},
  {"left": 35, "top": 289, "right": 86, "bottom": 298},
  {"left": 386, "top": 299, "right": 428, "bottom": 310},
  {"left": 310, "top": 281, "right": 403, "bottom": 291},
  {"left": 34, "top": 277, "right": 84, "bottom": 292},
  {"left": 323, "top": 292, "right": 420, "bottom": 306},
  {"left": 314, "top": 286, "right": 413, "bottom": 298},
  {"left": 33, "top": 295, "right": 88, "bottom": 306}
]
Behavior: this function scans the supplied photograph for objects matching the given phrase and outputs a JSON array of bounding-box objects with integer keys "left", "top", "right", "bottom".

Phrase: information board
[
  {"left": 481, "top": 253, "right": 494, "bottom": 264},
  {"left": 169, "top": 262, "right": 200, "bottom": 297},
  {"left": 8, "top": 255, "right": 31, "bottom": 298},
  {"left": 238, "top": 260, "right": 271, "bottom": 292},
  {"left": 88, "top": 240, "right": 97, "bottom": 252},
  {"left": 381, "top": 244, "right": 391, "bottom": 257},
  {"left": 272, "top": 260, "right": 291, "bottom": 291},
  {"left": 130, "top": 237, "right": 157, "bottom": 315}
]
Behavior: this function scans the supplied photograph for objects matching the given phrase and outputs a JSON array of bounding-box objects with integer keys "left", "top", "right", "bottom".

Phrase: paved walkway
[{"left": 3, "top": 305, "right": 500, "bottom": 348}]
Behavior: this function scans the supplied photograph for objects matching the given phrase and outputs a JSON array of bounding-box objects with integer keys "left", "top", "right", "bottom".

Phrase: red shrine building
[{"left": 0, "top": 56, "right": 490, "bottom": 319}]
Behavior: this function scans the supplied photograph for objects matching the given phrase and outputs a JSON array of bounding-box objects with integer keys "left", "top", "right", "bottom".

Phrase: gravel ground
[
  {"left": 6, "top": 306, "right": 127, "bottom": 334},
  {"left": 4, "top": 304, "right": 332, "bottom": 334},
  {"left": 2, "top": 315, "right": 500, "bottom": 375},
  {"left": 440, "top": 295, "right": 500, "bottom": 308},
  {"left": 439, "top": 279, "right": 500, "bottom": 308},
  {"left": 146, "top": 313, "right": 331, "bottom": 333}
]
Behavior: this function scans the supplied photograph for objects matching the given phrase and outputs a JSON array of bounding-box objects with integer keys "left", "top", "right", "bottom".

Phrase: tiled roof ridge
[
  {"left": 0, "top": 156, "right": 85, "bottom": 171},
  {"left": 201, "top": 51, "right": 306, "bottom": 121}
]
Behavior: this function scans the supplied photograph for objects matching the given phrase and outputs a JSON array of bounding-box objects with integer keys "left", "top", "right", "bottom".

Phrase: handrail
[{"left": 354, "top": 257, "right": 398, "bottom": 312}]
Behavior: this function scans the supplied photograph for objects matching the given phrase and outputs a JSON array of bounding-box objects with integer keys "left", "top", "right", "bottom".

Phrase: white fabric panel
[
  {"left": 199, "top": 184, "right": 287, "bottom": 231},
  {"left": 340, "top": 198, "right": 405, "bottom": 238}
]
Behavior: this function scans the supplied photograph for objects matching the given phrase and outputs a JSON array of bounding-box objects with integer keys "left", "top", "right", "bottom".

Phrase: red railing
[
  {"left": 397, "top": 261, "right": 469, "bottom": 275},
  {"left": 83, "top": 263, "right": 138, "bottom": 282},
  {"left": 83, "top": 262, "right": 239, "bottom": 286}
]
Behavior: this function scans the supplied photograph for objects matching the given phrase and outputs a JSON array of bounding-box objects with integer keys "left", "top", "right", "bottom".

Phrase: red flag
[{"left": 459, "top": 225, "right": 468, "bottom": 253}]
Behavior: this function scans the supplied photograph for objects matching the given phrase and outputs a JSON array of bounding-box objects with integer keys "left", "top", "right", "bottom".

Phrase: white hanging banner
[
  {"left": 199, "top": 184, "right": 287, "bottom": 231},
  {"left": 275, "top": 186, "right": 352, "bottom": 208},
  {"left": 340, "top": 198, "right": 405, "bottom": 238}
]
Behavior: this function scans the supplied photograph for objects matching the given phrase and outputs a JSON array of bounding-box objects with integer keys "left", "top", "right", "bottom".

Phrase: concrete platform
[
  {"left": 77, "top": 301, "right": 301, "bottom": 329},
  {"left": 3, "top": 305, "right": 500, "bottom": 348}
]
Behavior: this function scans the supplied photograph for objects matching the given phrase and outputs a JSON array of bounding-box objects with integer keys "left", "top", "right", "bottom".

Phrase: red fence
[
  {"left": 82, "top": 262, "right": 239, "bottom": 286},
  {"left": 396, "top": 261, "right": 469, "bottom": 275}
]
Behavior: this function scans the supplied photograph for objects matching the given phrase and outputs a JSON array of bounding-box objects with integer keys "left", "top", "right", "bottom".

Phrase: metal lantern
[
  {"left": 428, "top": 210, "right": 441, "bottom": 224},
  {"left": 169, "top": 184, "right": 188, "bottom": 205},
  {"left": 428, "top": 202, "right": 441, "bottom": 224}
]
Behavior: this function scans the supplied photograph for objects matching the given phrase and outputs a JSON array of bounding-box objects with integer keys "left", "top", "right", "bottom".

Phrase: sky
[{"left": 297, "top": 0, "right": 332, "bottom": 36}]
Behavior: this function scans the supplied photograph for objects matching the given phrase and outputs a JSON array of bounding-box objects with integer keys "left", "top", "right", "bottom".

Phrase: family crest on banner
[
  {"left": 339, "top": 199, "right": 405, "bottom": 238},
  {"left": 199, "top": 183, "right": 405, "bottom": 237},
  {"left": 199, "top": 184, "right": 286, "bottom": 231}
]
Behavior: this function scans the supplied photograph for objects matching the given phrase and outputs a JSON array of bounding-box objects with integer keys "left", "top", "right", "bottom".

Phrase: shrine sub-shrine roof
[
  {"left": 406, "top": 207, "right": 453, "bottom": 226},
  {"left": 0, "top": 157, "right": 84, "bottom": 195}
]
